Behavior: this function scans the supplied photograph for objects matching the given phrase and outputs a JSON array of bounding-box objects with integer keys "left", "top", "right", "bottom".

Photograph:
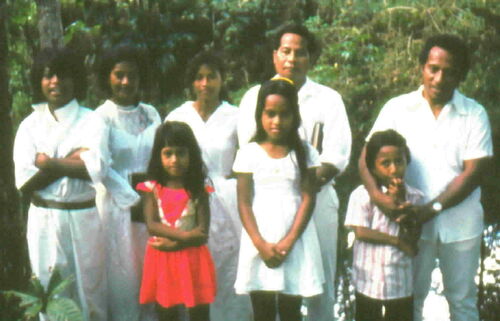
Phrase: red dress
[{"left": 136, "top": 181, "right": 216, "bottom": 308}]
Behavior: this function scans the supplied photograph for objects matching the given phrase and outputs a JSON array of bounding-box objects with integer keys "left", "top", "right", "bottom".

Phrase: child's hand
[
  {"left": 387, "top": 177, "right": 405, "bottom": 203},
  {"left": 256, "top": 241, "right": 283, "bottom": 268},
  {"left": 275, "top": 236, "right": 295, "bottom": 260},
  {"left": 185, "top": 226, "right": 208, "bottom": 244},
  {"left": 148, "top": 236, "right": 180, "bottom": 252}
]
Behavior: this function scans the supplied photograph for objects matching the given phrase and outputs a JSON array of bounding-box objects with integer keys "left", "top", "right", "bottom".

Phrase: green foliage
[
  {"left": 2, "top": 267, "right": 83, "bottom": 321},
  {"left": 3, "top": 1, "right": 499, "bottom": 320}
]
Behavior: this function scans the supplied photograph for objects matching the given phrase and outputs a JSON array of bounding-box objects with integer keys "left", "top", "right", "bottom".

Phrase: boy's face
[{"left": 373, "top": 145, "right": 407, "bottom": 187}]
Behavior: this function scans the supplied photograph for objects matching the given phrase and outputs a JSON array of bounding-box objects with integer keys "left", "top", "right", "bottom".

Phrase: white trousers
[
  {"left": 413, "top": 236, "right": 481, "bottom": 321},
  {"left": 27, "top": 205, "right": 107, "bottom": 321},
  {"left": 305, "top": 185, "right": 339, "bottom": 321}
]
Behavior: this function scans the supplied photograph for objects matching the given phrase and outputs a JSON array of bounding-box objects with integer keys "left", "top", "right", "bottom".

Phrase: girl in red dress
[{"left": 136, "top": 121, "right": 216, "bottom": 321}]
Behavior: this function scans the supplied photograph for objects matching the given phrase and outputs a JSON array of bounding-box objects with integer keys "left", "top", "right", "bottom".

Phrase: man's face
[
  {"left": 422, "top": 46, "right": 462, "bottom": 107},
  {"left": 273, "top": 33, "right": 310, "bottom": 86}
]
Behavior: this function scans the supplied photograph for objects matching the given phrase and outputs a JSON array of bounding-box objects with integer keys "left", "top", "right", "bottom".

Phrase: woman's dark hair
[
  {"left": 419, "top": 34, "right": 470, "bottom": 81},
  {"left": 147, "top": 121, "right": 207, "bottom": 199},
  {"left": 252, "top": 79, "right": 308, "bottom": 180},
  {"left": 185, "top": 51, "right": 229, "bottom": 101},
  {"left": 31, "top": 47, "right": 87, "bottom": 103},
  {"left": 365, "top": 129, "right": 411, "bottom": 173},
  {"left": 272, "top": 22, "right": 321, "bottom": 64},
  {"left": 98, "top": 45, "right": 147, "bottom": 97}
]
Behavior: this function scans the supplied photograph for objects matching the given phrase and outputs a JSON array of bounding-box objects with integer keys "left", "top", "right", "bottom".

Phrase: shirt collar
[
  {"left": 417, "top": 85, "right": 467, "bottom": 116},
  {"left": 272, "top": 75, "right": 313, "bottom": 94},
  {"left": 32, "top": 98, "right": 80, "bottom": 122}
]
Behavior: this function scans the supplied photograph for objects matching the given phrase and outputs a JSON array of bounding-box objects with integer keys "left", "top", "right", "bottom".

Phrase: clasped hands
[{"left": 255, "top": 236, "right": 294, "bottom": 269}]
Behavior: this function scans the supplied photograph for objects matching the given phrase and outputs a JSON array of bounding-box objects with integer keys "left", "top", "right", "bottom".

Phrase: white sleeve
[
  {"left": 13, "top": 118, "right": 38, "bottom": 190},
  {"left": 366, "top": 99, "right": 398, "bottom": 142},
  {"left": 237, "top": 86, "right": 260, "bottom": 147},
  {"left": 232, "top": 145, "right": 253, "bottom": 173},
  {"left": 320, "top": 91, "right": 351, "bottom": 173},
  {"left": 305, "top": 142, "right": 321, "bottom": 168},
  {"left": 92, "top": 114, "right": 140, "bottom": 209},
  {"left": 464, "top": 106, "right": 493, "bottom": 160},
  {"left": 344, "top": 186, "right": 373, "bottom": 228},
  {"left": 79, "top": 113, "right": 109, "bottom": 185}
]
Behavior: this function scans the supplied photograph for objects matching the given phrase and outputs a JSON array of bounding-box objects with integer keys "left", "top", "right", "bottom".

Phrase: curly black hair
[{"left": 31, "top": 47, "right": 87, "bottom": 103}]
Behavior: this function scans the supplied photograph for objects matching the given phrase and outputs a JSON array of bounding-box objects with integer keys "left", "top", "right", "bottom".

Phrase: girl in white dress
[
  {"left": 233, "top": 79, "right": 324, "bottom": 321},
  {"left": 165, "top": 51, "right": 252, "bottom": 321},
  {"left": 95, "top": 46, "right": 161, "bottom": 321}
]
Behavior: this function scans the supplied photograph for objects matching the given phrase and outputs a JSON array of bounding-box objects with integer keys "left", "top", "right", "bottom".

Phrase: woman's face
[
  {"left": 109, "top": 61, "right": 140, "bottom": 106},
  {"left": 192, "top": 64, "right": 222, "bottom": 102},
  {"left": 41, "top": 67, "right": 75, "bottom": 109}
]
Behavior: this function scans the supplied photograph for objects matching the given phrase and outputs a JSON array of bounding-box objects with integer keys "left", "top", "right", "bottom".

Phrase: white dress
[
  {"left": 13, "top": 99, "right": 108, "bottom": 321},
  {"left": 95, "top": 99, "right": 161, "bottom": 321},
  {"left": 166, "top": 101, "right": 252, "bottom": 321},
  {"left": 232, "top": 142, "right": 324, "bottom": 297},
  {"left": 238, "top": 78, "right": 351, "bottom": 320}
]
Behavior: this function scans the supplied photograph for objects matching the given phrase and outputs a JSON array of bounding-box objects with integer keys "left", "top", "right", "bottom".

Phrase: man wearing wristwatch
[{"left": 359, "top": 34, "right": 493, "bottom": 321}]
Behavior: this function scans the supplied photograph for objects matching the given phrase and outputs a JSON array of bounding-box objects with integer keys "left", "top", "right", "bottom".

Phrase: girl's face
[
  {"left": 161, "top": 146, "right": 190, "bottom": 178},
  {"left": 372, "top": 145, "right": 407, "bottom": 187},
  {"left": 41, "top": 68, "right": 75, "bottom": 109},
  {"left": 109, "top": 61, "right": 140, "bottom": 106},
  {"left": 261, "top": 94, "right": 294, "bottom": 143},
  {"left": 193, "top": 64, "right": 222, "bottom": 102}
]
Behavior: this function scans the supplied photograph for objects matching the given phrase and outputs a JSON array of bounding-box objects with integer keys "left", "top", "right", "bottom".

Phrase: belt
[{"left": 31, "top": 193, "right": 96, "bottom": 210}]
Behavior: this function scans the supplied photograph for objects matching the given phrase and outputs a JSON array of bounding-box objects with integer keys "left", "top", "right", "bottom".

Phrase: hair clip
[{"left": 272, "top": 77, "right": 294, "bottom": 86}]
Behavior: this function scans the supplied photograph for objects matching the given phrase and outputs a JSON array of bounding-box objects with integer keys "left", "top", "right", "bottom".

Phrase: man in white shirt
[
  {"left": 238, "top": 23, "right": 352, "bottom": 321},
  {"left": 359, "top": 34, "right": 493, "bottom": 321}
]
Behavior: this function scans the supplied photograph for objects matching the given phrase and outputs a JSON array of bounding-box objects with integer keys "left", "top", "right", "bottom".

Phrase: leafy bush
[
  {"left": 3, "top": 1, "right": 499, "bottom": 320},
  {"left": 3, "top": 267, "right": 83, "bottom": 321}
]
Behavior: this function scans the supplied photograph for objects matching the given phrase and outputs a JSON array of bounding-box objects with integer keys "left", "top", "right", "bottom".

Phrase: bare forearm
[
  {"left": 282, "top": 193, "right": 315, "bottom": 243},
  {"left": 434, "top": 158, "right": 489, "bottom": 210},
  {"left": 359, "top": 145, "right": 382, "bottom": 199},
  {"left": 44, "top": 158, "right": 90, "bottom": 179},
  {"left": 146, "top": 221, "right": 189, "bottom": 241},
  {"left": 316, "top": 163, "right": 339, "bottom": 186},
  {"left": 239, "top": 204, "right": 265, "bottom": 247},
  {"left": 19, "top": 170, "right": 60, "bottom": 194},
  {"left": 353, "top": 226, "right": 398, "bottom": 247},
  {"left": 198, "top": 196, "right": 210, "bottom": 233}
]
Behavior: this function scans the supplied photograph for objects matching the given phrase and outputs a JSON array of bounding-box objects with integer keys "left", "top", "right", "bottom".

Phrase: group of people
[{"left": 13, "top": 21, "right": 492, "bottom": 321}]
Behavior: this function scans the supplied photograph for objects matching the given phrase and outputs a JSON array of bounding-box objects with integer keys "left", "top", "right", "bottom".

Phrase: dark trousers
[{"left": 355, "top": 291, "right": 413, "bottom": 321}]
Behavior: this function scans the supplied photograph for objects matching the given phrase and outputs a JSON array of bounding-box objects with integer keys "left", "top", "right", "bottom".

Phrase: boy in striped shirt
[{"left": 345, "top": 129, "right": 423, "bottom": 321}]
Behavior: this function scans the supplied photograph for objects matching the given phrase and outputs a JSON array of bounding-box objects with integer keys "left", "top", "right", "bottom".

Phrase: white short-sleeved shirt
[
  {"left": 237, "top": 77, "right": 352, "bottom": 179},
  {"left": 345, "top": 184, "right": 424, "bottom": 299},
  {"left": 166, "top": 101, "right": 238, "bottom": 179},
  {"left": 14, "top": 99, "right": 106, "bottom": 201},
  {"left": 232, "top": 142, "right": 324, "bottom": 297},
  {"left": 368, "top": 87, "right": 493, "bottom": 243}
]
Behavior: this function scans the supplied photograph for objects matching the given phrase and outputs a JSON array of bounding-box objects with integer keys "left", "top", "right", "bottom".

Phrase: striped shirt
[{"left": 345, "top": 184, "right": 423, "bottom": 299}]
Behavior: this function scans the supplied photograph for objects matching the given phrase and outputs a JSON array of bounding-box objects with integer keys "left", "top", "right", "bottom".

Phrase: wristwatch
[{"left": 431, "top": 201, "right": 443, "bottom": 213}]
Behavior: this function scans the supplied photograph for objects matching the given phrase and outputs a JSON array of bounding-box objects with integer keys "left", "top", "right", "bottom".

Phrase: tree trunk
[
  {"left": 0, "top": 2, "right": 30, "bottom": 319},
  {"left": 35, "top": 0, "right": 63, "bottom": 49}
]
